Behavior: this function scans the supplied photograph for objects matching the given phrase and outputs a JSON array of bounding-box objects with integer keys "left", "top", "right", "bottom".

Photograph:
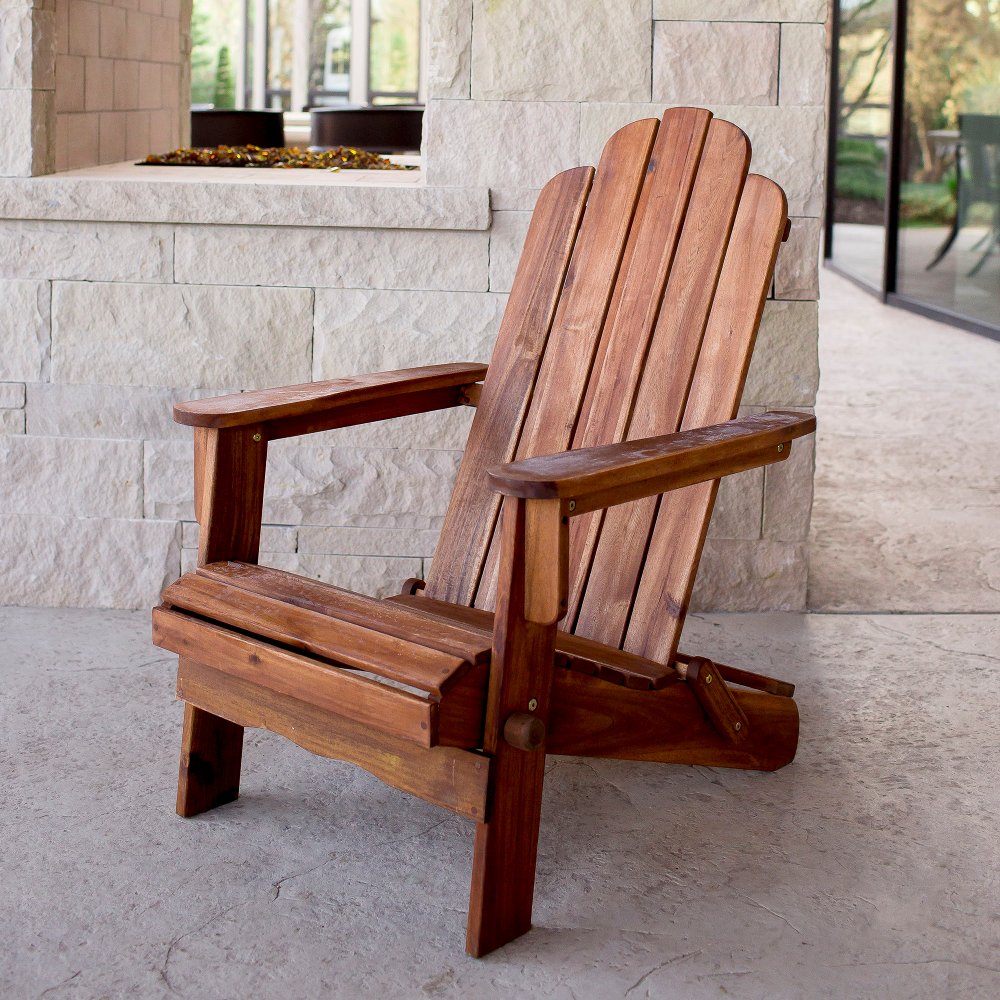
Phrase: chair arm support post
[
  {"left": 523, "top": 498, "right": 570, "bottom": 626},
  {"left": 195, "top": 425, "right": 268, "bottom": 567}
]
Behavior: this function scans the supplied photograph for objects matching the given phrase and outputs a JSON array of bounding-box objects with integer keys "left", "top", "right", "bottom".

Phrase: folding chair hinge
[{"left": 678, "top": 656, "right": 750, "bottom": 745}]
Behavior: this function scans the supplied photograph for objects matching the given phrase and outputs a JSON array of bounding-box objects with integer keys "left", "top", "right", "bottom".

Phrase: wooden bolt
[{"left": 504, "top": 713, "right": 545, "bottom": 752}]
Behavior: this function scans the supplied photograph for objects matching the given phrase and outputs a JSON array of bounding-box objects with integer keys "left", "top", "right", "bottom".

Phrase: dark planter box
[
  {"left": 310, "top": 105, "right": 423, "bottom": 154},
  {"left": 191, "top": 110, "right": 286, "bottom": 148}
]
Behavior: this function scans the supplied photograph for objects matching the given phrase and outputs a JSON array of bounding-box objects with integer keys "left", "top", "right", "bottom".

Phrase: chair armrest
[
  {"left": 173, "top": 362, "right": 488, "bottom": 439},
  {"left": 487, "top": 410, "right": 815, "bottom": 515}
]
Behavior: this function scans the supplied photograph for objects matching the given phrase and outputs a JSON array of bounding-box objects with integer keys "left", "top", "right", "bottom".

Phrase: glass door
[{"left": 894, "top": 1, "right": 1000, "bottom": 329}]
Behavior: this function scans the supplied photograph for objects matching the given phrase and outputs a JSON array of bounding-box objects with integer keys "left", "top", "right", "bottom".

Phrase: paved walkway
[
  {"left": 3, "top": 273, "right": 999, "bottom": 999},
  {"left": 810, "top": 269, "right": 1000, "bottom": 612}
]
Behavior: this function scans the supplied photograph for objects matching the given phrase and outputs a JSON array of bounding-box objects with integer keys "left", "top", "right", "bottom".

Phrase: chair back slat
[
  {"left": 624, "top": 175, "right": 788, "bottom": 662},
  {"left": 427, "top": 109, "right": 789, "bottom": 671},
  {"left": 424, "top": 165, "right": 594, "bottom": 605},
  {"left": 471, "top": 118, "right": 659, "bottom": 611},
  {"left": 569, "top": 117, "right": 750, "bottom": 644}
]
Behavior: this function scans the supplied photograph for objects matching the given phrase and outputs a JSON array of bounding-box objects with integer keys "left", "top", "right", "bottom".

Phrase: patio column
[
  {"left": 252, "top": 0, "right": 268, "bottom": 108},
  {"left": 350, "top": 0, "right": 370, "bottom": 105},
  {"left": 291, "top": 0, "right": 311, "bottom": 112}
]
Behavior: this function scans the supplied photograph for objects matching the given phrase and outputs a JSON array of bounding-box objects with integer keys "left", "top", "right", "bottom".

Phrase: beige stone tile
[
  {"left": 124, "top": 108, "right": 150, "bottom": 159},
  {"left": 653, "top": 0, "right": 827, "bottom": 19},
  {"left": 0, "top": 514, "right": 179, "bottom": 608},
  {"left": 99, "top": 3, "right": 128, "bottom": 59},
  {"left": 68, "top": 0, "right": 100, "bottom": 58},
  {"left": 653, "top": 21, "right": 779, "bottom": 106},
  {"left": 779, "top": 22, "right": 828, "bottom": 106},
  {"left": 98, "top": 110, "right": 127, "bottom": 163},
  {"left": 0, "top": 281, "right": 51, "bottom": 382},
  {"left": 137, "top": 61, "right": 160, "bottom": 110},
  {"left": 775, "top": 217, "right": 821, "bottom": 300},
  {"left": 425, "top": 0, "right": 471, "bottom": 99},
  {"left": 113, "top": 58, "right": 139, "bottom": 110},
  {"left": 312, "top": 288, "right": 505, "bottom": 379},
  {"left": 126, "top": 10, "right": 151, "bottom": 62},
  {"left": 55, "top": 54, "right": 85, "bottom": 112},
  {"left": 472, "top": 0, "right": 650, "bottom": 102},
  {"left": 52, "top": 281, "right": 313, "bottom": 389},
  {"left": 64, "top": 111, "right": 100, "bottom": 170},
  {"left": 84, "top": 56, "right": 114, "bottom": 111}
]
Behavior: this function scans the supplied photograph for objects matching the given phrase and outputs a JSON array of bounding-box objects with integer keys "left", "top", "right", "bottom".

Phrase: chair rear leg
[
  {"left": 176, "top": 701, "right": 244, "bottom": 818},
  {"left": 466, "top": 744, "right": 546, "bottom": 957}
]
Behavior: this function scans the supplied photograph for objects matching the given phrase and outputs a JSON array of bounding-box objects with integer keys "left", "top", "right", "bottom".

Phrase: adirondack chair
[{"left": 152, "top": 106, "right": 816, "bottom": 957}]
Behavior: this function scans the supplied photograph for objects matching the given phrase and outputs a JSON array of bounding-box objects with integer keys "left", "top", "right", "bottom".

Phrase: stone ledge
[{"left": 0, "top": 163, "right": 491, "bottom": 231}]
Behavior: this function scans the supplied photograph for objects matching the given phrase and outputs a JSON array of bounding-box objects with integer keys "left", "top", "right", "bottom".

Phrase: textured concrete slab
[
  {"left": 2, "top": 607, "right": 998, "bottom": 999},
  {"left": 810, "top": 270, "right": 1000, "bottom": 611}
]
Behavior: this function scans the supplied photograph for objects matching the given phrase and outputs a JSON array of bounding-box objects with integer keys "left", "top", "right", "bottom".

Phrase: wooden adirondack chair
[{"left": 152, "top": 107, "right": 816, "bottom": 957}]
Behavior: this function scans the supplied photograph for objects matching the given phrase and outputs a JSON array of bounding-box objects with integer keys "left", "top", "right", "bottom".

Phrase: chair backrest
[{"left": 424, "top": 107, "right": 788, "bottom": 667}]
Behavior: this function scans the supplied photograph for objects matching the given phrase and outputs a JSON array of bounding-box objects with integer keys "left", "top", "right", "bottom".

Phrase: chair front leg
[
  {"left": 466, "top": 497, "right": 566, "bottom": 957},
  {"left": 175, "top": 426, "right": 267, "bottom": 818}
]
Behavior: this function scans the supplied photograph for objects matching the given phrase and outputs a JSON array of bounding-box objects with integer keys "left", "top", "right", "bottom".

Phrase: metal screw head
[
  {"left": 734, "top": 721, "right": 742, "bottom": 731},
  {"left": 528, "top": 698, "right": 538, "bottom": 711},
  {"left": 777, "top": 443, "right": 784, "bottom": 453},
  {"left": 568, "top": 500, "right": 577, "bottom": 513},
  {"left": 705, "top": 673, "right": 713, "bottom": 684},
  {"left": 252, "top": 432, "right": 262, "bottom": 442}
]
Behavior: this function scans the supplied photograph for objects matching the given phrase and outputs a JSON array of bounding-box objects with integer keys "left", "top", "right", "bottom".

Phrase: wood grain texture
[
  {"left": 466, "top": 497, "right": 560, "bottom": 957},
  {"left": 389, "top": 593, "right": 678, "bottom": 691},
  {"left": 425, "top": 167, "right": 594, "bottom": 606},
  {"left": 572, "top": 118, "right": 751, "bottom": 643},
  {"left": 177, "top": 658, "right": 491, "bottom": 821},
  {"left": 487, "top": 412, "right": 813, "bottom": 501},
  {"left": 198, "top": 561, "right": 492, "bottom": 670},
  {"left": 175, "top": 700, "right": 243, "bottom": 818},
  {"left": 568, "top": 108, "right": 720, "bottom": 629},
  {"left": 196, "top": 426, "right": 268, "bottom": 567},
  {"left": 174, "top": 363, "right": 488, "bottom": 430},
  {"left": 473, "top": 119, "right": 659, "bottom": 613},
  {"left": 547, "top": 668, "right": 798, "bottom": 770},
  {"left": 625, "top": 175, "right": 789, "bottom": 662},
  {"left": 683, "top": 656, "right": 750, "bottom": 745},
  {"left": 163, "top": 571, "right": 472, "bottom": 696},
  {"left": 155, "top": 607, "right": 439, "bottom": 748}
]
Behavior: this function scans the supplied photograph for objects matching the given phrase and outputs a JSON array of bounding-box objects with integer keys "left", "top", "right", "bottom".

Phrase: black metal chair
[{"left": 926, "top": 113, "right": 1000, "bottom": 276}]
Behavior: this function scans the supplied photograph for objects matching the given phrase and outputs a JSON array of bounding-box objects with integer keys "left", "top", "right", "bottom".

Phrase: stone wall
[
  {"left": 0, "top": 0, "right": 828, "bottom": 612},
  {"left": 53, "top": 0, "right": 188, "bottom": 170}
]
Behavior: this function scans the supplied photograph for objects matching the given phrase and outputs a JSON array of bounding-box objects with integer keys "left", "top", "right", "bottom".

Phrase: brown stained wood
[
  {"left": 503, "top": 713, "right": 546, "bottom": 752},
  {"left": 625, "top": 175, "right": 789, "bottom": 662},
  {"left": 177, "top": 658, "right": 491, "bottom": 821},
  {"left": 163, "top": 572, "right": 471, "bottom": 696},
  {"left": 546, "top": 669, "right": 798, "bottom": 771},
  {"left": 473, "top": 119, "right": 660, "bottom": 613},
  {"left": 196, "top": 426, "right": 268, "bottom": 567},
  {"left": 425, "top": 167, "right": 594, "bottom": 606},
  {"left": 390, "top": 593, "right": 676, "bottom": 690},
  {"left": 683, "top": 657, "right": 750, "bottom": 745},
  {"left": 487, "top": 412, "right": 813, "bottom": 501},
  {"left": 571, "top": 119, "right": 752, "bottom": 642},
  {"left": 154, "top": 607, "right": 438, "bottom": 748},
  {"left": 467, "top": 497, "right": 559, "bottom": 957},
  {"left": 523, "top": 499, "right": 569, "bottom": 625},
  {"left": 564, "top": 109, "right": 717, "bottom": 627},
  {"left": 174, "top": 363, "right": 488, "bottom": 430},
  {"left": 176, "top": 700, "right": 243, "bottom": 817},
  {"left": 675, "top": 651, "right": 795, "bottom": 698},
  {"left": 197, "top": 561, "right": 492, "bottom": 670}
]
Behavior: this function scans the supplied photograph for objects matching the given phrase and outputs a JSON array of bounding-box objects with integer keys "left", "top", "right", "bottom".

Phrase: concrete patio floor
[{"left": 3, "top": 271, "right": 999, "bottom": 999}]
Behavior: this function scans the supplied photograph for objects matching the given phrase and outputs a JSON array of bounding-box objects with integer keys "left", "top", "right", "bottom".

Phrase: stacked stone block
[
  {"left": 0, "top": 0, "right": 828, "bottom": 612},
  {"left": 53, "top": 0, "right": 188, "bottom": 170}
]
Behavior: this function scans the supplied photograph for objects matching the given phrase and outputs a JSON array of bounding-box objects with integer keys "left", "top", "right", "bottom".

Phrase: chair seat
[
  {"left": 156, "top": 561, "right": 493, "bottom": 750},
  {"left": 155, "top": 561, "right": 680, "bottom": 752}
]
